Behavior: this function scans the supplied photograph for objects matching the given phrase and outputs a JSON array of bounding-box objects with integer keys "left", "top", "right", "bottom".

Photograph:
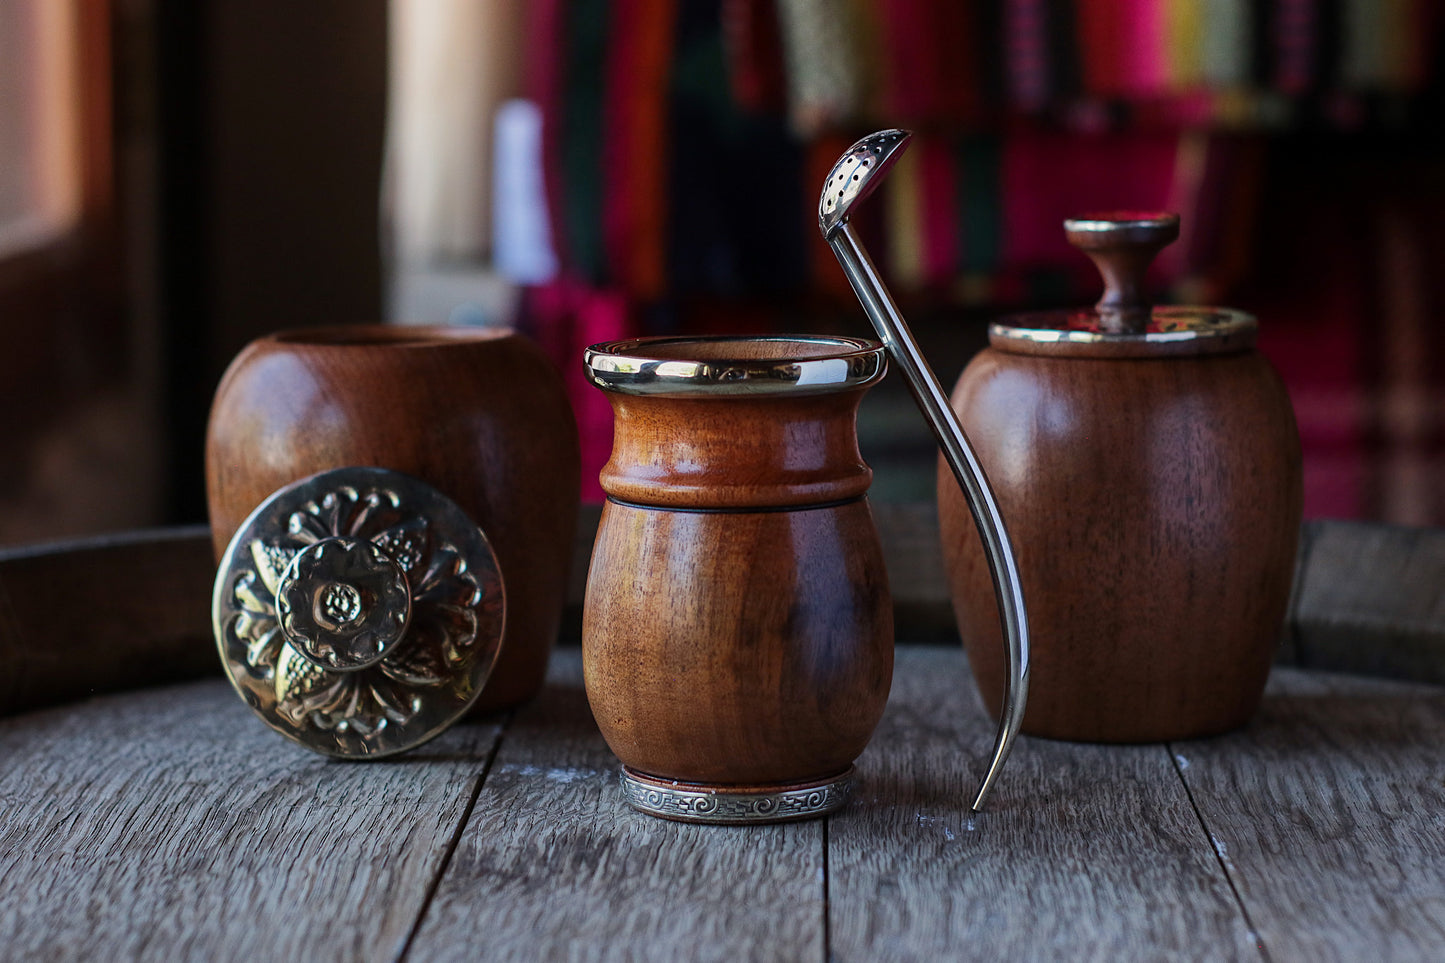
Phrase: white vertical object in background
[
  {"left": 1201, "top": 0, "right": 1252, "bottom": 88},
  {"left": 492, "top": 99, "right": 558, "bottom": 285},
  {"left": 384, "top": 0, "right": 522, "bottom": 265},
  {"left": 774, "top": 0, "right": 862, "bottom": 136}
]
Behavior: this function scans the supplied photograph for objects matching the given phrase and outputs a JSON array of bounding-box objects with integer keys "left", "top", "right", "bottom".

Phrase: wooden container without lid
[
  {"left": 205, "top": 324, "right": 580, "bottom": 712},
  {"left": 939, "top": 213, "right": 1303, "bottom": 742}
]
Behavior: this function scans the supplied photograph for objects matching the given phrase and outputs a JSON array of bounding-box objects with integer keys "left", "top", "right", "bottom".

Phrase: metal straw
[{"left": 819, "top": 129, "right": 1029, "bottom": 811}]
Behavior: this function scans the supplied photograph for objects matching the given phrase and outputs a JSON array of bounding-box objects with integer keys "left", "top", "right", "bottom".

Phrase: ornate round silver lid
[{"left": 212, "top": 466, "right": 505, "bottom": 758}]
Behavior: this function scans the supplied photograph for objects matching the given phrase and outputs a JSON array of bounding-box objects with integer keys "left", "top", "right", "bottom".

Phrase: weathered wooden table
[{"left": 2, "top": 511, "right": 1443, "bottom": 961}]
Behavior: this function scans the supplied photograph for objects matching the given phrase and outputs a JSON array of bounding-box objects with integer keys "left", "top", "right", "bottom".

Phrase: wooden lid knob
[{"left": 1064, "top": 212, "right": 1180, "bottom": 333}]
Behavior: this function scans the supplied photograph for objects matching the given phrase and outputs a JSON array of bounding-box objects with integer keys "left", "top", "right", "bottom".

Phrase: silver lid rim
[
  {"left": 991, "top": 306, "right": 1256, "bottom": 344},
  {"left": 585, "top": 335, "right": 887, "bottom": 397},
  {"left": 1063, "top": 213, "right": 1181, "bottom": 234},
  {"left": 989, "top": 306, "right": 1257, "bottom": 359}
]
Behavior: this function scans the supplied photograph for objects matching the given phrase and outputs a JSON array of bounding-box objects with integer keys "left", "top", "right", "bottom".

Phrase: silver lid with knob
[{"left": 991, "top": 211, "right": 1257, "bottom": 358}]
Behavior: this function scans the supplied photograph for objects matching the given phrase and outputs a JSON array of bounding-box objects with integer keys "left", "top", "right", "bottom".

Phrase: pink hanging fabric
[
  {"left": 1004, "top": 0, "right": 1051, "bottom": 110},
  {"left": 875, "top": 0, "right": 980, "bottom": 123},
  {"left": 525, "top": 282, "right": 633, "bottom": 503},
  {"left": 1001, "top": 128, "right": 1181, "bottom": 274},
  {"left": 1116, "top": 0, "right": 1168, "bottom": 98},
  {"left": 1274, "top": 0, "right": 1320, "bottom": 95},
  {"left": 523, "top": 0, "right": 569, "bottom": 272},
  {"left": 723, "top": 0, "right": 788, "bottom": 112},
  {"left": 920, "top": 136, "right": 960, "bottom": 286}
]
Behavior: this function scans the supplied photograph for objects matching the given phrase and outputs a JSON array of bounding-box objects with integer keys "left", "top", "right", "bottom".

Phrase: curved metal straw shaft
[{"left": 819, "top": 131, "right": 1029, "bottom": 811}]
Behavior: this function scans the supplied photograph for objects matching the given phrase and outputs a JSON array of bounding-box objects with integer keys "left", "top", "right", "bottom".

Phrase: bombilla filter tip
[{"left": 817, "top": 129, "right": 914, "bottom": 240}]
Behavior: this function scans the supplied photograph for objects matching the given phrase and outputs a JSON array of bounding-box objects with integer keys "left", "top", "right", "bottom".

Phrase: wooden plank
[
  {"left": 0, "top": 679, "right": 501, "bottom": 961},
  {"left": 1171, "top": 667, "right": 1445, "bottom": 962},
  {"left": 828, "top": 646, "right": 1259, "bottom": 961},
  {"left": 1291, "top": 520, "right": 1445, "bottom": 682},
  {"left": 407, "top": 649, "right": 827, "bottom": 962},
  {"left": 0, "top": 526, "right": 217, "bottom": 716}
]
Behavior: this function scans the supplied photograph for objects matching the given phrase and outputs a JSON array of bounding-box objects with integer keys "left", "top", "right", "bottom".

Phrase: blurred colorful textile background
[{"left": 471, "top": 0, "right": 1444, "bottom": 522}]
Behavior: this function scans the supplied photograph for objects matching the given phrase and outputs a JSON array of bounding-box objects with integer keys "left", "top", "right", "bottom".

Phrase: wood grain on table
[
  {"left": 0, "top": 679, "right": 502, "bottom": 959},
  {"left": 4, "top": 647, "right": 1444, "bottom": 961}
]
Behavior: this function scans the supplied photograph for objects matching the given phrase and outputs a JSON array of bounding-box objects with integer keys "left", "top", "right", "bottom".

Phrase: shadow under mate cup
[{"left": 582, "top": 336, "right": 894, "bottom": 824}]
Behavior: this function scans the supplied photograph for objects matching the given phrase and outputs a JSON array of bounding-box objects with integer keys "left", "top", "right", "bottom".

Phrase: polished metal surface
[
  {"left": 818, "top": 128, "right": 911, "bottom": 240},
  {"left": 621, "top": 767, "right": 852, "bottom": 824},
  {"left": 585, "top": 335, "right": 886, "bottom": 397},
  {"left": 1062, "top": 211, "right": 1181, "bottom": 235},
  {"left": 819, "top": 129, "right": 1030, "bottom": 812},
  {"left": 992, "top": 306, "right": 1258, "bottom": 358},
  {"left": 213, "top": 466, "right": 505, "bottom": 758},
  {"left": 278, "top": 536, "right": 413, "bottom": 671}
]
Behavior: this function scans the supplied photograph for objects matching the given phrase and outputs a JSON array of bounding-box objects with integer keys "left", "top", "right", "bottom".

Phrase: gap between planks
[
  {"left": 403, "top": 649, "right": 828, "bottom": 962},
  {"left": 7, "top": 647, "right": 1443, "bottom": 960},
  {"left": 396, "top": 647, "right": 1271, "bottom": 962},
  {"left": 826, "top": 647, "right": 1258, "bottom": 961},
  {"left": 394, "top": 711, "right": 514, "bottom": 963},
  {"left": 1167, "top": 743, "right": 1272, "bottom": 963},
  {"left": 1166, "top": 668, "right": 1445, "bottom": 963},
  {"left": 0, "top": 682, "right": 507, "bottom": 961}
]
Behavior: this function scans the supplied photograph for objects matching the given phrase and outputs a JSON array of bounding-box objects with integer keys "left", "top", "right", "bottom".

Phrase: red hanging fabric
[{"left": 603, "top": 0, "right": 679, "bottom": 300}]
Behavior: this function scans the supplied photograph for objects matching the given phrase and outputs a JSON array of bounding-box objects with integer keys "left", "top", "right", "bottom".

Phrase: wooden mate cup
[{"left": 582, "top": 336, "right": 894, "bottom": 823}]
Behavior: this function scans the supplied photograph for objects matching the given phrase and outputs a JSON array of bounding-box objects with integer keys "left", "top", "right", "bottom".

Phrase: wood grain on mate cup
[
  {"left": 583, "top": 336, "right": 894, "bottom": 823},
  {"left": 205, "top": 324, "right": 580, "bottom": 712},
  {"left": 940, "top": 213, "right": 1303, "bottom": 742}
]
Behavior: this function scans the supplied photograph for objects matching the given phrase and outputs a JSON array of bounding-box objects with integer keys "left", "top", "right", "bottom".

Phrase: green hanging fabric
[{"left": 562, "top": 0, "right": 609, "bottom": 284}]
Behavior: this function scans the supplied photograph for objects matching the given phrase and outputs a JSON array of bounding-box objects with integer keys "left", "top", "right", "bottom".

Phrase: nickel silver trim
[
  {"left": 620, "top": 767, "right": 853, "bottom": 824},
  {"left": 585, "top": 336, "right": 886, "bottom": 397},
  {"left": 1063, "top": 212, "right": 1181, "bottom": 234}
]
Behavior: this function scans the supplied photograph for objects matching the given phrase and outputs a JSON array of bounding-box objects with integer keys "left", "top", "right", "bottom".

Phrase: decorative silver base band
[{"left": 620, "top": 767, "right": 853, "bottom": 824}]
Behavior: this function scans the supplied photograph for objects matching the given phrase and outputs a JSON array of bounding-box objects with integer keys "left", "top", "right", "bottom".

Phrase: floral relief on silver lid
[{"left": 212, "top": 466, "right": 505, "bottom": 758}]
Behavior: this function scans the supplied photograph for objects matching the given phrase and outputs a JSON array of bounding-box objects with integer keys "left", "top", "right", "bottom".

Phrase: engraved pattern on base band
[{"left": 620, "top": 767, "right": 853, "bottom": 824}]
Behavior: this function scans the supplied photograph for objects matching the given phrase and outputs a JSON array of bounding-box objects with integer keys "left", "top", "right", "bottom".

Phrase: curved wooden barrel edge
[{"left": 0, "top": 525, "right": 218, "bottom": 717}]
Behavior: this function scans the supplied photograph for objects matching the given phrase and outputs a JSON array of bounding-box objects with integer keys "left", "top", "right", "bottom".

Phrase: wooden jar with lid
[{"left": 939, "top": 213, "right": 1302, "bottom": 742}]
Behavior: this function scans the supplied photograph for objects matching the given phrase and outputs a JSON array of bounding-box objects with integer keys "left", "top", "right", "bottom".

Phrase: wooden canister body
[
  {"left": 940, "top": 347, "right": 1302, "bottom": 742},
  {"left": 582, "top": 337, "right": 893, "bottom": 791},
  {"left": 205, "top": 325, "right": 580, "bottom": 711}
]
